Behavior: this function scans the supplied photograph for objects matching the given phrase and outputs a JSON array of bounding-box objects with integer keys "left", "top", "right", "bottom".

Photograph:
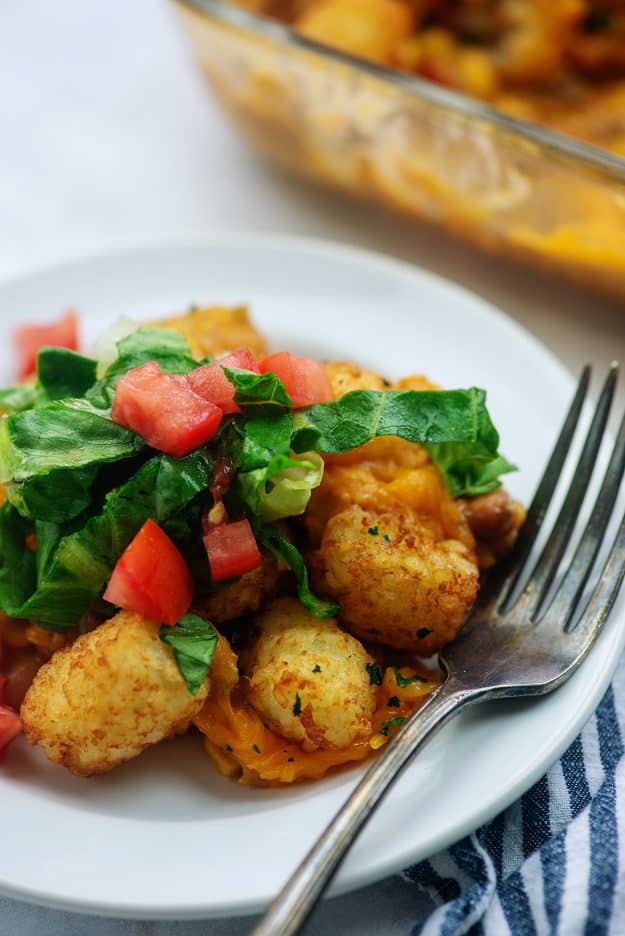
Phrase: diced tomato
[
  {"left": 218, "top": 348, "right": 260, "bottom": 372},
  {"left": 258, "top": 352, "right": 333, "bottom": 408},
  {"left": 203, "top": 519, "right": 262, "bottom": 582},
  {"left": 111, "top": 361, "right": 223, "bottom": 457},
  {"left": 12, "top": 309, "right": 79, "bottom": 379},
  {"left": 103, "top": 518, "right": 193, "bottom": 626},
  {"left": 0, "top": 704, "right": 21, "bottom": 764},
  {"left": 188, "top": 348, "right": 259, "bottom": 414}
]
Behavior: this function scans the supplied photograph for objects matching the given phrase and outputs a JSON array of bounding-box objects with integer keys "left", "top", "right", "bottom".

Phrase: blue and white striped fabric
[{"left": 402, "top": 663, "right": 625, "bottom": 935}]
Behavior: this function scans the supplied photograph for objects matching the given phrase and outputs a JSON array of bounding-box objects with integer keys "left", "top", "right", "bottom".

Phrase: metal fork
[{"left": 250, "top": 363, "right": 625, "bottom": 936}]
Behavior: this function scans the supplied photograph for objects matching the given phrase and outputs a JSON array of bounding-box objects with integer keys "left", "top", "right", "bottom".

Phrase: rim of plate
[{"left": 1, "top": 233, "right": 615, "bottom": 921}]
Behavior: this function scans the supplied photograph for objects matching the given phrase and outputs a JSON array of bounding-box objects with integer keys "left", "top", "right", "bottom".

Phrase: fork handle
[{"left": 248, "top": 678, "right": 483, "bottom": 936}]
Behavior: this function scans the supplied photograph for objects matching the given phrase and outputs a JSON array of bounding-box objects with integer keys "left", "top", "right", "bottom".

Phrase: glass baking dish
[{"left": 175, "top": 0, "right": 625, "bottom": 298}]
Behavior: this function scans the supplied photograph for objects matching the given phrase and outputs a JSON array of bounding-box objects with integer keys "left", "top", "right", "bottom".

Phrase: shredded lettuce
[
  {"left": 160, "top": 613, "right": 219, "bottom": 695},
  {"left": 0, "top": 450, "right": 214, "bottom": 629},
  {"left": 223, "top": 366, "right": 292, "bottom": 415},
  {"left": 0, "top": 505, "right": 37, "bottom": 615},
  {"left": 291, "top": 388, "right": 515, "bottom": 497},
  {"left": 292, "top": 387, "right": 496, "bottom": 451},
  {"left": 258, "top": 525, "right": 339, "bottom": 619},
  {"left": 36, "top": 347, "right": 98, "bottom": 401},
  {"left": 5, "top": 465, "right": 101, "bottom": 525},
  {"left": 215, "top": 413, "right": 293, "bottom": 485},
  {"left": 0, "top": 402, "right": 145, "bottom": 522},
  {"left": 238, "top": 451, "right": 324, "bottom": 522},
  {"left": 427, "top": 446, "right": 516, "bottom": 497},
  {"left": 114, "top": 328, "right": 196, "bottom": 371},
  {"left": 0, "top": 384, "right": 40, "bottom": 414},
  {"left": 0, "top": 402, "right": 143, "bottom": 481},
  {"left": 0, "top": 348, "right": 98, "bottom": 416}
]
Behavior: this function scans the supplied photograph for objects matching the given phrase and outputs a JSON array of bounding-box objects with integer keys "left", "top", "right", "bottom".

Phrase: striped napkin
[{"left": 402, "top": 658, "right": 625, "bottom": 935}]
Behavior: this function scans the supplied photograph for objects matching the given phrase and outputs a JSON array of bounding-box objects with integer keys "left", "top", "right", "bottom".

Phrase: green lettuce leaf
[
  {"left": 238, "top": 451, "right": 324, "bottom": 522},
  {"left": 0, "top": 384, "right": 40, "bottom": 414},
  {"left": 0, "top": 401, "right": 145, "bottom": 521},
  {"left": 0, "top": 504, "right": 36, "bottom": 614},
  {"left": 291, "top": 388, "right": 515, "bottom": 497},
  {"left": 223, "top": 367, "right": 292, "bottom": 416},
  {"left": 0, "top": 346, "right": 97, "bottom": 415},
  {"left": 36, "top": 347, "right": 98, "bottom": 401},
  {"left": 0, "top": 402, "right": 143, "bottom": 479},
  {"left": 160, "top": 612, "right": 219, "bottom": 695},
  {"left": 427, "top": 447, "right": 516, "bottom": 496},
  {"left": 291, "top": 388, "right": 493, "bottom": 452},
  {"left": 258, "top": 525, "right": 339, "bottom": 619},
  {"left": 0, "top": 450, "right": 214, "bottom": 629},
  {"left": 218, "top": 413, "right": 294, "bottom": 474},
  {"left": 115, "top": 327, "right": 195, "bottom": 369},
  {"left": 5, "top": 465, "right": 100, "bottom": 524}
]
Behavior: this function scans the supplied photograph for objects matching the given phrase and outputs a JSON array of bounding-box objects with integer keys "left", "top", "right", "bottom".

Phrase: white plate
[{"left": 0, "top": 235, "right": 620, "bottom": 921}]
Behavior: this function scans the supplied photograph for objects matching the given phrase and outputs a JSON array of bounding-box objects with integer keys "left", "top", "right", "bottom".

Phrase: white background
[{"left": 1, "top": 1, "right": 625, "bottom": 933}]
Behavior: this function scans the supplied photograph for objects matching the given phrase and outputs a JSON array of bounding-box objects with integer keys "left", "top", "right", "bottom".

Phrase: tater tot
[
  {"left": 20, "top": 611, "right": 209, "bottom": 777},
  {"left": 314, "top": 505, "right": 479, "bottom": 653},
  {"left": 248, "top": 597, "right": 377, "bottom": 751},
  {"left": 151, "top": 305, "right": 268, "bottom": 360},
  {"left": 325, "top": 360, "right": 390, "bottom": 397},
  {"left": 193, "top": 552, "right": 281, "bottom": 625},
  {"left": 296, "top": 0, "right": 414, "bottom": 65}
]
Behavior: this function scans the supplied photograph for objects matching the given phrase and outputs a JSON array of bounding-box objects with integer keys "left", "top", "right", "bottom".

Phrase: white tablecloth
[{"left": 1, "top": 1, "right": 624, "bottom": 933}]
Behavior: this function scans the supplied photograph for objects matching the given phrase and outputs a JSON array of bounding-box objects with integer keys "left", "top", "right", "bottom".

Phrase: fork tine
[
  {"left": 500, "top": 365, "right": 615, "bottom": 614},
  {"left": 492, "top": 365, "right": 591, "bottom": 613},
  {"left": 515, "top": 365, "right": 618, "bottom": 617},
  {"left": 549, "top": 507, "right": 625, "bottom": 664},
  {"left": 535, "top": 399, "right": 625, "bottom": 627}
]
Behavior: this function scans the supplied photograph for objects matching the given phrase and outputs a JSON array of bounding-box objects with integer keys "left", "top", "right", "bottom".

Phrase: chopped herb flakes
[
  {"left": 380, "top": 716, "right": 406, "bottom": 737},
  {"left": 252, "top": 744, "right": 261, "bottom": 754},
  {"left": 312, "top": 664, "right": 322, "bottom": 673},
  {"left": 416, "top": 627, "right": 433, "bottom": 639},
  {"left": 287, "top": 757, "right": 295, "bottom": 763},
  {"left": 366, "top": 662, "right": 383, "bottom": 685},
  {"left": 293, "top": 693, "right": 302, "bottom": 716},
  {"left": 225, "top": 744, "right": 233, "bottom": 753},
  {"left": 368, "top": 526, "right": 379, "bottom": 536},
  {"left": 383, "top": 534, "right": 391, "bottom": 543},
  {"left": 387, "top": 696, "right": 400, "bottom": 708},
  {"left": 393, "top": 668, "right": 427, "bottom": 688}
]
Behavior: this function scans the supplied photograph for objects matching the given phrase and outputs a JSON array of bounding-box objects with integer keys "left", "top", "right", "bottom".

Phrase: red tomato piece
[
  {"left": 203, "top": 519, "right": 262, "bottom": 582},
  {"left": 0, "top": 704, "right": 21, "bottom": 764},
  {"left": 187, "top": 348, "right": 259, "bottom": 414},
  {"left": 218, "top": 348, "right": 260, "bottom": 373},
  {"left": 111, "top": 361, "right": 223, "bottom": 457},
  {"left": 103, "top": 518, "right": 193, "bottom": 626},
  {"left": 258, "top": 352, "right": 333, "bottom": 408},
  {"left": 12, "top": 309, "right": 79, "bottom": 379}
]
